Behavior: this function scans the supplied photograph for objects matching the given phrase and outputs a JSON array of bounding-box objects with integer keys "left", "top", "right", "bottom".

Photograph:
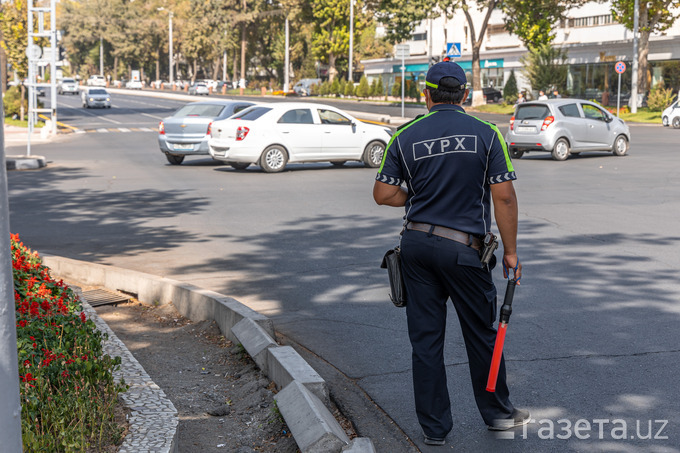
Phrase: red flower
[
  {"left": 21, "top": 373, "right": 36, "bottom": 382},
  {"left": 80, "top": 312, "right": 86, "bottom": 323}
]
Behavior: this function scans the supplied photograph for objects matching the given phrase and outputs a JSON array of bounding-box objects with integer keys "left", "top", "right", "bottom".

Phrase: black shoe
[
  {"left": 487, "top": 408, "right": 531, "bottom": 431},
  {"left": 423, "top": 435, "right": 446, "bottom": 446}
]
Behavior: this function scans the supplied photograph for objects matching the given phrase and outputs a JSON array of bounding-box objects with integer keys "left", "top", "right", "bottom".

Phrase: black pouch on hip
[{"left": 380, "top": 246, "right": 407, "bottom": 307}]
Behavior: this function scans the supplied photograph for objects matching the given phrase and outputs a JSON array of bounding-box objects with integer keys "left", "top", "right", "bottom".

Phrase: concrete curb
[
  {"left": 5, "top": 155, "right": 47, "bottom": 170},
  {"left": 43, "top": 255, "right": 375, "bottom": 453}
]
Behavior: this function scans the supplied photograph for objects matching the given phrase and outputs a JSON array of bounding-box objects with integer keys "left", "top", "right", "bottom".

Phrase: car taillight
[
  {"left": 541, "top": 116, "right": 555, "bottom": 131},
  {"left": 207, "top": 122, "right": 212, "bottom": 137},
  {"left": 159, "top": 121, "right": 165, "bottom": 135},
  {"left": 509, "top": 116, "right": 515, "bottom": 131},
  {"left": 236, "top": 126, "right": 250, "bottom": 141}
]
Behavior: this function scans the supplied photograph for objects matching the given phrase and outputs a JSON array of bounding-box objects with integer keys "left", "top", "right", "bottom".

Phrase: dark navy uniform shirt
[{"left": 376, "top": 104, "right": 516, "bottom": 237}]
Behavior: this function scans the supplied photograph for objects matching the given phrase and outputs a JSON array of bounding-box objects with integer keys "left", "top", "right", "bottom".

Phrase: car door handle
[
  {"left": 282, "top": 131, "right": 290, "bottom": 134},
  {"left": 589, "top": 125, "right": 594, "bottom": 128},
  {"left": 324, "top": 131, "right": 331, "bottom": 134}
]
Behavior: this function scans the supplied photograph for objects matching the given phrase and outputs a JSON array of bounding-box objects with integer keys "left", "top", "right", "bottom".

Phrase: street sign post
[
  {"left": 446, "top": 43, "right": 462, "bottom": 58},
  {"left": 395, "top": 44, "right": 410, "bottom": 118},
  {"left": 615, "top": 61, "right": 626, "bottom": 117}
]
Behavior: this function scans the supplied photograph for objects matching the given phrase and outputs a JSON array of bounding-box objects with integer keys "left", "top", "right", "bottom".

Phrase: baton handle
[{"left": 499, "top": 279, "right": 516, "bottom": 324}]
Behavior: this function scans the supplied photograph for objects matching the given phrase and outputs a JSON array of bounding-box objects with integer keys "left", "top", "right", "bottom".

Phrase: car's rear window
[
  {"left": 233, "top": 106, "right": 272, "bottom": 121},
  {"left": 558, "top": 103, "right": 580, "bottom": 118},
  {"left": 173, "top": 104, "right": 226, "bottom": 118},
  {"left": 516, "top": 105, "right": 551, "bottom": 120}
]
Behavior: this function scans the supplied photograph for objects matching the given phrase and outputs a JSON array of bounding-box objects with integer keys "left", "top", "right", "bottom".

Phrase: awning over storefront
[{"left": 390, "top": 59, "right": 504, "bottom": 74}]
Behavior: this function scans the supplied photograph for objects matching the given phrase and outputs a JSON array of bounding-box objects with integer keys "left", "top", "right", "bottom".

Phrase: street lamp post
[
  {"left": 169, "top": 11, "right": 174, "bottom": 85},
  {"left": 631, "top": 0, "right": 639, "bottom": 113},
  {"left": 284, "top": 16, "right": 290, "bottom": 92},
  {"left": 348, "top": 0, "right": 354, "bottom": 83}
]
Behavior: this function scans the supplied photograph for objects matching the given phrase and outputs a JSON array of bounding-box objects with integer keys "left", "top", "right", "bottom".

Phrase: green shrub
[
  {"left": 647, "top": 84, "right": 676, "bottom": 111},
  {"left": 344, "top": 80, "right": 355, "bottom": 97},
  {"left": 330, "top": 78, "right": 340, "bottom": 96},
  {"left": 391, "top": 80, "right": 401, "bottom": 97},
  {"left": 504, "top": 70, "right": 518, "bottom": 104},
  {"left": 3, "top": 85, "right": 26, "bottom": 117},
  {"left": 369, "top": 79, "right": 378, "bottom": 97},
  {"left": 12, "top": 234, "right": 127, "bottom": 451},
  {"left": 356, "top": 75, "right": 370, "bottom": 98},
  {"left": 376, "top": 77, "right": 385, "bottom": 97}
]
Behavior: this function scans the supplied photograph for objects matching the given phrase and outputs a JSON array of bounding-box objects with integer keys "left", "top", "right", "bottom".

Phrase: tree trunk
[
  {"left": 156, "top": 47, "right": 160, "bottom": 81},
  {"left": 233, "top": 48, "right": 238, "bottom": 82},
  {"left": 240, "top": 0, "right": 247, "bottom": 86},
  {"left": 212, "top": 58, "right": 219, "bottom": 81},
  {"left": 113, "top": 56, "right": 118, "bottom": 80},
  {"left": 461, "top": 0, "right": 497, "bottom": 107},
  {"left": 20, "top": 84, "right": 25, "bottom": 121},
  {"left": 328, "top": 53, "right": 337, "bottom": 82}
]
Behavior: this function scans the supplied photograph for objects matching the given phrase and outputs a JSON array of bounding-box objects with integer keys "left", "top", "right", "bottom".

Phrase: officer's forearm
[
  {"left": 373, "top": 182, "right": 408, "bottom": 207},
  {"left": 491, "top": 183, "right": 518, "bottom": 255}
]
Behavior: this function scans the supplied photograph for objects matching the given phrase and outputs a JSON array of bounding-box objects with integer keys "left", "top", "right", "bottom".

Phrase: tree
[
  {"left": 1, "top": 0, "right": 30, "bottom": 119},
  {"left": 520, "top": 43, "right": 568, "bottom": 95},
  {"left": 504, "top": 69, "right": 518, "bottom": 103},
  {"left": 356, "top": 74, "right": 369, "bottom": 97},
  {"left": 344, "top": 78, "right": 355, "bottom": 96},
  {"left": 611, "top": 0, "right": 680, "bottom": 96},
  {"left": 501, "top": 0, "right": 574, "bottom": 49},
  {"left": 330, "top": 77, "right": 340, "bottom": 95},
  {"left": 374, "top": 0, "right": 430, "bottom": 43},
  {"left": 391, "top": 79, "right": 401, "bottom": 97},
  {"left": 376, "top": 77, "right": 385, "bottom": 97}
]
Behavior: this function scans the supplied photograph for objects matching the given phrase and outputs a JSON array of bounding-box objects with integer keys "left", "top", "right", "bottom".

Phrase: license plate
[
  {"left": 517, "top": 126, "right": 534, "bottom": 132},
  {"left": 172, "top": 143, "right": 194, "bottom": 151}
]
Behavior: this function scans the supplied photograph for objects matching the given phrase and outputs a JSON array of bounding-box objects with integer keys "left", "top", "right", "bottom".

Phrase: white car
[
  {"left": 126, "top": 80, "right": 143, "bottom": 90},
  {"left": 87, "top": 75, "right": 107, "bottom": 87},
  {"left": 662, "top": 100, "right": 680, "bottom": 128},
  {"left": 208, "top": 102, "right": 392, "bottom": 172}
]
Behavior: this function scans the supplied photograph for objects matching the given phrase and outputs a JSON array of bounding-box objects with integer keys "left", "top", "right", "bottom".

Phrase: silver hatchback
[{"left": 506, "top": 99, "right": 631, "bottom": 161}]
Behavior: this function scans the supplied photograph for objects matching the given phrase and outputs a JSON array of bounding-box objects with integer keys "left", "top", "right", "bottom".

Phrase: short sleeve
[
  {"left": 375, "top": 136, "right": 404, "bottom": 186},
  {"left": 486, "top": 125, "right": 517, "bottom": 184}
]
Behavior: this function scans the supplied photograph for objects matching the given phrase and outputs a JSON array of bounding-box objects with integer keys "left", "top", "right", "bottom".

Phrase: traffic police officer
[{"left": 373, "top": 61, "right": 528, "bottom": 446}]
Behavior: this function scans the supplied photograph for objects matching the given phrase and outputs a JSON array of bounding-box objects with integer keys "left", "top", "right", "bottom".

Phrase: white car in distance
[{"left": 208, "top": 102, "right": 392, "bottom": 172}]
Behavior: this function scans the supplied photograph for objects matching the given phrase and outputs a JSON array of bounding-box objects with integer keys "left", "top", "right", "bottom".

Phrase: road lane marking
[{"left": 141, "top": 113, "right": 164, "bottom": 120}]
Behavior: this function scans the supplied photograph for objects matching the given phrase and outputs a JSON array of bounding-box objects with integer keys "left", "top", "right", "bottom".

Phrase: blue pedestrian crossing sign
[{"left": 446, "top": 43, "right": 462, "bottom": 58}]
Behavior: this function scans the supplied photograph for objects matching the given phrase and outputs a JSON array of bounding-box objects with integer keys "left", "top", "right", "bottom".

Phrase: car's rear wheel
[
  {"left": 166, "top": 154, "right": 185, "bottom": 165},
  {"left": 260, "top": 145, "right": 288, "bottom": 173},
  {"left": 662, "top": 116, "right": 669, "bottom": 127},
  {"left": 673, "top": 117, "right": 680, "bottom": 129},
  {"left": 362, "top": 141, "right": 385, "bottom": 168},
  {"left": 509, "top": 148, "right": 524, "bottom": 159},
  {"left": 230, "top": 162, "right": 250, "bottom": 170},
  {"left": 551, "top": 138, "right": 570, "bottom": 161},
  {"left": 612, "top": 135, "right": 629, "bottom": 156},
  {"left": 331, "top": 161, "right": 346, "bottom": 167}
]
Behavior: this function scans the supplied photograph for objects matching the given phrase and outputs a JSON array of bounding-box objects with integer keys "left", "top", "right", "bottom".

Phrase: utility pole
[
  {"left": 0, "top": 83, "right": 24, "bottom": 453},
  {"left": 284, "top": 16, "right": 290, "bottom": 92},
  {"left": 99, "top": 36, "right": 103, "bottom": 75},
  {"left": 348, "top": 0, "right": 354, "bottom": 83},
  {"left": 169, "top": 11, "right": 174, "bottom": 85},
  {"left": 631, "top": 0, "right": 639, "bottom": 113}
]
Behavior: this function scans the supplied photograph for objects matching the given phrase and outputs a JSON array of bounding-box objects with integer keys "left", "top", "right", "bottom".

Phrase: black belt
[{"left": 405, "top": 222, "right": 482, "bottom": 250}]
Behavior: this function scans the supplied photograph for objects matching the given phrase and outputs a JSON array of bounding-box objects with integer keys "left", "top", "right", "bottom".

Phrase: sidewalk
[{"left": 3, "top": 124, "right": 63, "bottom": 170}]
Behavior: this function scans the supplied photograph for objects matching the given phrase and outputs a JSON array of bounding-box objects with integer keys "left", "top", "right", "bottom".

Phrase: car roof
[
  {"left": 184, "top": 100, "right": 254, "bottom": 107},
  {"left": 519, "top": 99, "right": 597, "bottom": 107},
  {"left": 255, "top": 102, "right": 346, "bottom": 111}
]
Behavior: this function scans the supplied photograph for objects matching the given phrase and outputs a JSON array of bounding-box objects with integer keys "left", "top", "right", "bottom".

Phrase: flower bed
[{"left": 11, "top": 233, "right": 127, "bottom": 451}]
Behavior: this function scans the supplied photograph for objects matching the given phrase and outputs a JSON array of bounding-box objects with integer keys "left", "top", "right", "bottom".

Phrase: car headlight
[
  {"left": 106, "top": 98, "right": 110, "bottom": 101},
  {"left": 89, "top": 98, "right": 94, "bottom": 101}
]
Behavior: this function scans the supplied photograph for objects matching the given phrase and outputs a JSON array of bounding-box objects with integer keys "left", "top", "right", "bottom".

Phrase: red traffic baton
[{"left": 486, "top": 278, "right": 516, "bottom": 392}]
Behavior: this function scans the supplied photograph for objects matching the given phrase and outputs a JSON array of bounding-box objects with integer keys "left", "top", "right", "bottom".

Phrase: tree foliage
[
  {"left": 501, "top": 0, "right": 574, "bottom": 49},
  {"left": 504, "top": 69, "right": 518, "bottom": 103},
  {"left": 611, "top": 0, "right": 680, "bottom": 94},
  {"left": 0, "top": 0, "right": 29, "bottom": 79},
  {"left": 520, "top": 43, "right": 568, "bottom": 94}
]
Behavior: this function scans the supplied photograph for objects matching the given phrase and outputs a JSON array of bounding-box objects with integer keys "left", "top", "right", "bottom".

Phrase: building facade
[{"left": 361, "top": 2, "right": 680, "bottom": 104}]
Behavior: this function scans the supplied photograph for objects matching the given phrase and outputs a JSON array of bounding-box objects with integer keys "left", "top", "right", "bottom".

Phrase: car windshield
[
  {"left": 89, "top": 89, "right": 107, "bottom": 95},
  {"left": 232, "top": 106, "right": 272, "bottom": 121},
  {"left": 62, "top": 79, "right": 75, "bottom": 83},
  {"left": 173, "top": 104, "right": 226, "bottom": 118},
  {"left": 516, "top": 105, "right": 551, "bottom": 120}
]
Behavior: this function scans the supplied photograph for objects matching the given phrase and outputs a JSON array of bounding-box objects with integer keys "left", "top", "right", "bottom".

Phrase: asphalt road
[{"left": 6, "top": 92, "right": 680, "bottom": 452}]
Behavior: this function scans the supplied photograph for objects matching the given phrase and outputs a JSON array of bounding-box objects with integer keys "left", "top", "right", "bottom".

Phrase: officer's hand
[{"left": 502, "top": 254, "right": 522, "bottom": 284}]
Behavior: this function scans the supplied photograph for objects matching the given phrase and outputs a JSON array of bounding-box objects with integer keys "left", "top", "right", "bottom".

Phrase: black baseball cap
[{"left": 425, "top": 61, "right": 467, "bottom": 91}]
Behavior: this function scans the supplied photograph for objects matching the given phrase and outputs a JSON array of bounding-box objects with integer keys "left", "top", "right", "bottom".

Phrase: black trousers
[{"left": 401, "top": 229, "right": 514, "bottom": 438}]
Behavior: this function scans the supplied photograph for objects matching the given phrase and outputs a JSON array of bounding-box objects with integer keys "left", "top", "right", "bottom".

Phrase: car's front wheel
[
  {"left": 260, "top": 145, "right": 288, "bottom": 173},
  {"left": 509, "top": 148, "right": 524, "bottom": 159},
  {"left": 362, "top": 141, "right": 385, "bottom": 168},
  {"left": 662, "top": 116, "right": 669, "bottom": 127},
  {"left": 551, "top": 138, "right": 570, "bottom": 161},
  {"left": 612, "top": 135, "right": 629, "bottom": 156},
  {"left": 673, "top": 117, "right": 680, "bottom": 129},
  {"left": 166, "top": 154, "right": 185, "bottom": 165},
  {"left": 230, "top": 162, "right": 250, "bottom": 170}
]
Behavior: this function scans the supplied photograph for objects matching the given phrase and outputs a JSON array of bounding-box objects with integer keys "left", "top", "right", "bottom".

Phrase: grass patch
[
  {"left": 4, "top": 116, "right": 30, "bottom": 127},
  {"left": 616, "top": 108, "right": 662, "bottom": 124},
  {"left": 468, "top": 104, "right": 515, "bottom": 115}
]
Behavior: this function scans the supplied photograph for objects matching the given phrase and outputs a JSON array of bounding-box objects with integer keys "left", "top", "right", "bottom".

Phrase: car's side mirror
[{"left": 605, "top": 115, "right": 614, "bottom": 123}]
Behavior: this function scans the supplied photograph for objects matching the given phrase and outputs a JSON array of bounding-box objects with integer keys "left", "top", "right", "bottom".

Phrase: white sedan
[{"left": 208, "top": 102, "right": 392, "bottom": 172}]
